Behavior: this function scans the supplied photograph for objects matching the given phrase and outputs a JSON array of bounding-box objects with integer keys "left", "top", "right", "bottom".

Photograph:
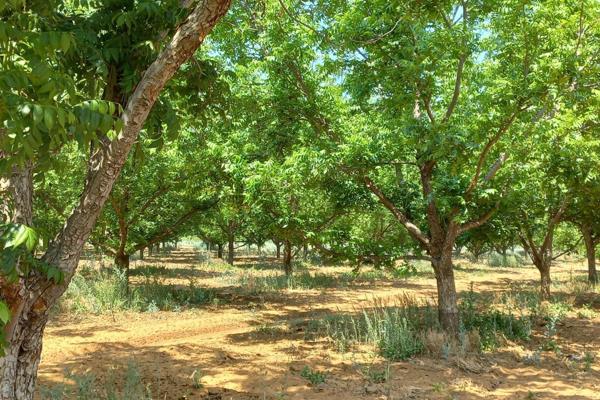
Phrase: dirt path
[{"left": 37, "top": 249, "right": 600, "bottom": 399}]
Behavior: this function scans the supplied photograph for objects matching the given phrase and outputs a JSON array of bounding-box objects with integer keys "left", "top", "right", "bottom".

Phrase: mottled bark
[
  {"left": 0, "top": 164, "right": 38, "bottom": 399},
  {"left": 432, "top": 256, "right": 460, "bottom": 335}
]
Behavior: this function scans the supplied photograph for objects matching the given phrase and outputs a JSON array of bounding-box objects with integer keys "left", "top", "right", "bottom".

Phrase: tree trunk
[
  {"left": 0, "top": 3, "right": 231, "bottom": 398},
  {"left": 275, "top": 241, "right": 281, "bottom": 259},
  {"left": 0, "top": 319, "right": 45, "bottom": 400},
  {"left": 431, "top": 252, "right": 460, "bottom": 336},
  {"left": 539, "top": 263, "right": 552, "bottom": 300},
  {"left": 581, "top": 224, "right": 598, "bottom": 285},
  {"left": 0, "top": 164, "right": 42, "bottom": 400},
  {"left": 217, "top": 243, "right": 223, "bottom": 259},
  {"left": 114, "top": 252, "right": 131, "bottom": 291},
  {"left": 227, "top": 235, "right": 234, "bottom": 265},
  {"left": 115, "top": 252, "right": 130, "bottom": 269},
  {"left": 283, "top": 240, "right": 293, "bottom": 276},
  {"left": 139, "top": 248, "right": 144, "bottom": 260},
  {"left": 5, "top": 164, "right": 33, "bottom": 224},
  {"left": 302, "top": 243, "right": 308, "bottom": 261}
]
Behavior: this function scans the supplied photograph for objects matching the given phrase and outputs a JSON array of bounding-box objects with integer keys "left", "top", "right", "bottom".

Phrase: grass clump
[
  {"left": 60, "top": 267, "right": 216, "bottom": 314},
  {"left": 40, "top": 362, "right": 152, "bottom": 400},
  {"left": 307, "top": 291, "right": 535, "bottom": 360},
  {"left": 310, "top": 296, "right": 434, "bottom": 360},
  {"left": 300, "top": 366, "right": 326, "bottom": 385},
  {"left": 461, "top": 288, "right": 532, "bottom": 350},
  {"left": 360, "top": 363, "right": 390, "bottom": 384}
]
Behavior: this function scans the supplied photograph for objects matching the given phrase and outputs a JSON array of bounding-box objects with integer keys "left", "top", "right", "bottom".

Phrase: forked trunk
[
  {"left": 283, "top": 240, "right": 293, "bottom": 276},
  {"left": 431, "top": 254, "right": 460, "bottom": 336},
  {"left": 227, "top": 235, "right": 234, "bottom": 265},
  {"left": 581, "top": 224, "right": 598, "bottom": 285}
]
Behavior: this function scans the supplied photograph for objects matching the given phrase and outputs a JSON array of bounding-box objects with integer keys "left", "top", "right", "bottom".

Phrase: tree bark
[
  {"left": 0, "top": 2, "right": 231, "bottom": 398},
  {"left": 114, "top": 252, "right": 131, "bottom": 292},
  {"left": 283, "top": 240, "right": 293, "bottom": 276},
  {"left": 0, "top": 164, "right": 39, "bottom": 399},
  {"left": 139, "top": 248, "right": 144, "bottom": 260},
  {"left": 581, "top": 224, "right": 598, "bottom": 285},
  {"left": 275, "top": 240, "right": 281, "bottom": 259},
  {"left": 431, "top": 246, "right": 460, "bottom": 336},
  {"left": 539, "top": 262, "right": 552, "bottom": 300},
  {"left": 227, "top": 235, "right": 234, "bottom": 265},
  {"left": 217, "top": 243, "right": 223, "bottom": 259},
  {"left": 114, "top": 252, "right": 130, "bottom": 270}
]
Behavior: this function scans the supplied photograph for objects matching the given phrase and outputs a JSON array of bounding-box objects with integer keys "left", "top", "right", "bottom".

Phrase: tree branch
[
  {"left": 552, "top": 236, "right": 583, "bottom": 261},
  {"left": 126, "top": 186, "right": 170, "bottom": 228},
  {"left": 363, "top": 176, "right": 430, "bottom": 249},
  {"left": 541, "top": 198, "right": 570, "bottom": 252},
  {"left": 443, "top": 54, "right": 466, "bottom": 123},
  {"left": 464, "top": 110, "right": 520, "bottom": 200},
  {"left": 483, "top": 153, "right": 508, "bottom": 182},
  {"left": 458, "top": 202, "right": 500, "bottom": 234}
]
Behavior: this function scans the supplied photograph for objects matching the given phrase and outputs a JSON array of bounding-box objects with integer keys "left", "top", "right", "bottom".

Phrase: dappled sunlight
[{"left": 36, "top": 248, "right": 600, "bottom": 399}]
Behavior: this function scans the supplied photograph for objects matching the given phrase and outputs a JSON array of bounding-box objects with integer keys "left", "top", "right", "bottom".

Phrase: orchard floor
[{"left": 37, "top": 248, "right": 600, "bottom": 400}]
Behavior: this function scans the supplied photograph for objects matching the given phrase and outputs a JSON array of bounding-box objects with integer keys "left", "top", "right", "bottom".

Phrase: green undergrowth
[
  {"left": 40, "top": 362, "right": 153, "bottom": 400},
  {"left": 305, "top": 289, "right": 536, "bottom": 361},
  {"left": 221, "top": 269, "right": 389, "bottom": 293},
  {"left": 59, "top": 267, "right": 217, "bottom": 314}
]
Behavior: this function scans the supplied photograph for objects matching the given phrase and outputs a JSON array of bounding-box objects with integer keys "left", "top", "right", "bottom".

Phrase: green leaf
[
  {"left": 5, "top": 225, "right": 38, "bottom": 251},
  {"left": 33, "top": 105, "right": 43, "bottom": 125},
  {"left": 43, "top": 108, "right": 55, "bottom": 130},
  {"left": 0, "top": 302, "right": 10, "bottom": 325}
]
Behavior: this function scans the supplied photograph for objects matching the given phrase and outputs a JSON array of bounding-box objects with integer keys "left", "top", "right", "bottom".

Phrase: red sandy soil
[{"left": 36, "top": 249, "right": 600, "bottom": 399}]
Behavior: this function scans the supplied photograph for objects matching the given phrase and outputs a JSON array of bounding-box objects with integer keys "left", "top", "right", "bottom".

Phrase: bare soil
[{"left": 37, "top": 249, "right": 600, "bottom": 399}]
